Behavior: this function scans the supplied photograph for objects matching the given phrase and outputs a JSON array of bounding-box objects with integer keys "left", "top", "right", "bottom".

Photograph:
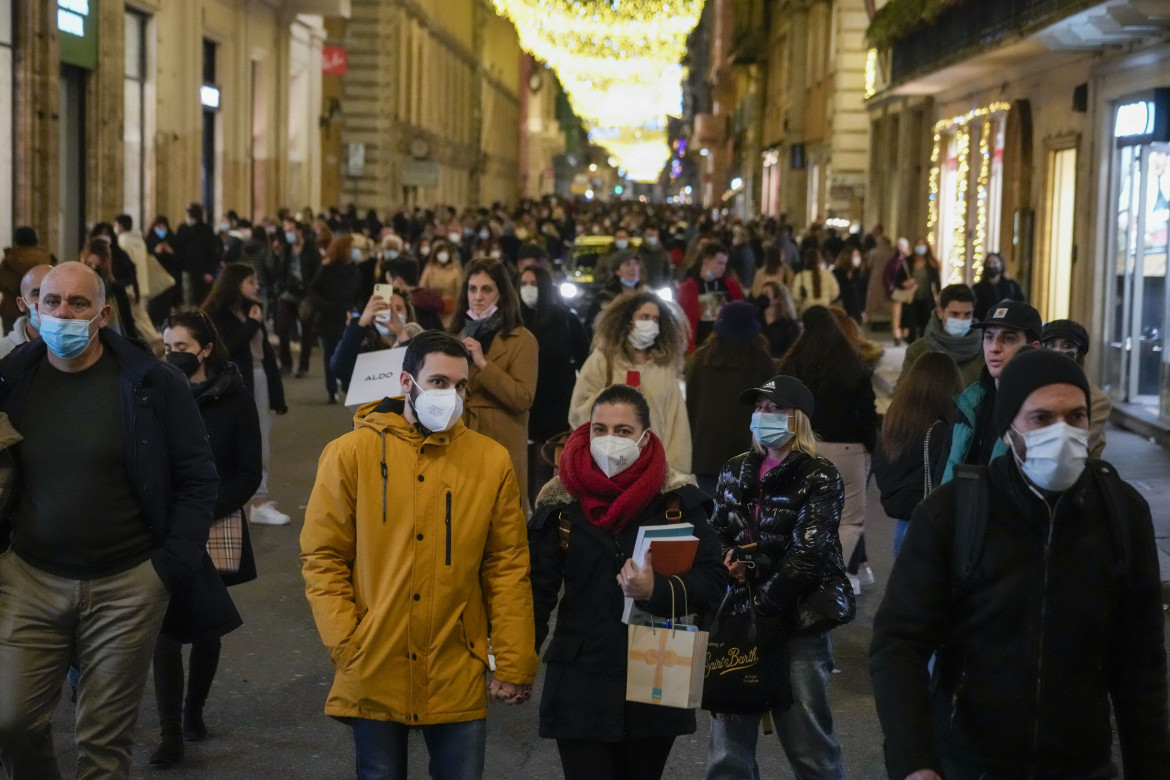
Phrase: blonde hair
[{"left": 751, "top": 408, "right": 818, "bottom": 457}]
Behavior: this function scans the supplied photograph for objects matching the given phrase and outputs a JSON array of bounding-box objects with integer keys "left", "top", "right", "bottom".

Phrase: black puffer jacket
[
  {"left": 711, "top": 450, "right": 855, "bottom": 634},
  {"left": 529, "top": 472, "right": 726, "bottom": 742},
  {"left": 870, "top": 455, "right": 1170, "bottom": 779}
]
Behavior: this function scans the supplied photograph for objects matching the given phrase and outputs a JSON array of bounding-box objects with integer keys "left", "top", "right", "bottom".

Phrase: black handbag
[{"left": 701, "top": 583, "right": 792, "bottom": 714}]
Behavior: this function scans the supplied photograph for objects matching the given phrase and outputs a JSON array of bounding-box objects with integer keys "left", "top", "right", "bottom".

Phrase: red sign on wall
[{"left": 323, "top": 46, "right": 347, "bottom": 76}]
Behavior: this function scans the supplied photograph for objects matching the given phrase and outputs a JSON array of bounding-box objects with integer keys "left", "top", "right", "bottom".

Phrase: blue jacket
[
  {"left": 0, "top": 329, "right": 220, "bottom": 591},
  {"left": 941, "top": 373, "right": 1008, "bottom": 484}
]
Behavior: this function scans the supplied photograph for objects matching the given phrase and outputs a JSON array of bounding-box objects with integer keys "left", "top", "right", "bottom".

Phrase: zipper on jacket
[
  {"left": 445, "top": 491, "right": 452, "bottom": 566},
  {"left": 1029, "top": 493, "right": 1061, "bottom": 774},
  {"left": 380, "top": 432, "right": 388, "bottom": 523}
]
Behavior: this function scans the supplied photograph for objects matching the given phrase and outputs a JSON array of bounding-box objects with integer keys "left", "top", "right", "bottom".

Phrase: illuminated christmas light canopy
[{"left": 493, "top": 0, "right": 705, "bottom": 182}]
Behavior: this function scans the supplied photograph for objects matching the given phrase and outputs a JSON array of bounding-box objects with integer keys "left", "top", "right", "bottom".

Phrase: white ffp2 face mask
[
  {"left": 628, "top": 320, "right": 659, "bottom": 350},
  {"left": 519, "top": 285, "right": 539, "bottom": 307},
  {"left": 1010, "top": 421, "right": 1089, "bottom": 492},
  {"left": 590, "top": 431, "right": 648, "bottom": 478},
  {"left": 409, "top": 377, "right": 464, "bottom": 433}
]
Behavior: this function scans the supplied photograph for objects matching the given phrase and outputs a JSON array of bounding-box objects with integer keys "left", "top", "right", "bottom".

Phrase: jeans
[
  {"left": 321, "top": 334, "right": 342, "bottom": 395},
  {"left": 705, "top": 631, "right": 845, "bottom": 780},
  {"left": 893, "top": 519, "right": 910, "bottom": 557},
  {"left": 0, "top": 553, "right": 171, "bottom": 779},
  {"left": 352, "top": 718, "right": 486, "bottom": 780}
]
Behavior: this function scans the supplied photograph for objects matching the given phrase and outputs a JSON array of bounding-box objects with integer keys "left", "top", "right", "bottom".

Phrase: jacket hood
[
  {"left": 193, "top": 362, "right": 247, "bottom": 404},
  {"left": 534, "top": 467, "right": 697, "bottom": 509},
  {"left": 352, "top": 396, "right": 469, "bottom": 443}
]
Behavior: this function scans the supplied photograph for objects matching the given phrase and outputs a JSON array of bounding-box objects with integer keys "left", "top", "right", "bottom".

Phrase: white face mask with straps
[
  {"left": 408, "top": 376, "right": 463, "bottom": 433},
  {"left": 1008, "top": 421, "right": 1089, "bottom": 492},
  {"left": 590, "top": 431, "right": 648, "bottom": 478}
]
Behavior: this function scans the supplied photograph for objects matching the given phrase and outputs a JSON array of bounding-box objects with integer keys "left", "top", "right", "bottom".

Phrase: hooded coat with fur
[{"left": 528, "top": 469, "right": 726, "bottom": 741}]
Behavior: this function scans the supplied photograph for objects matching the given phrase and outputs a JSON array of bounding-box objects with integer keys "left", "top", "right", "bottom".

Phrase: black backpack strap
[
  {"left": 951, "top": 465, "right": 989, "bottom": 599},
  {"left": 1086, "top": 460, "right": 1132, "bottom": 577}
]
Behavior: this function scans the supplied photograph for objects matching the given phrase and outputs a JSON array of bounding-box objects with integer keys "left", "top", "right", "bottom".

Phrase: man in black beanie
[{"left": 871, "top": 347, "right": 1170, "bottom": 780}]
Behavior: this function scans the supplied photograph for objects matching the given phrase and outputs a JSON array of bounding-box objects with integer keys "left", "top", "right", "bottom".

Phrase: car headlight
[
  {"left": 655, "top": 287, "right": 674, "bottom": 303},
  {"left": 560, "top": 282, "right": 581, "bottom": 299}
]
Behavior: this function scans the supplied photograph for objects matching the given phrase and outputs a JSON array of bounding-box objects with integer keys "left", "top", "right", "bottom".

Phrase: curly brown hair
[{"left": 592, "top": 290, "right": 687, "bottom": 367}]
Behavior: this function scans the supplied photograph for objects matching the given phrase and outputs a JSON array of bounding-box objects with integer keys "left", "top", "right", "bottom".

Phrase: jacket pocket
[
  {"left": 542, "top": 634, "right": 583, "bottom": 664},
  {"left": 333, "top": 610, "right": 371, "bottom": 672}
]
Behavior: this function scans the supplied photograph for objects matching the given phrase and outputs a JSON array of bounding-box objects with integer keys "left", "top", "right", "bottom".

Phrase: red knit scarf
[{"left": 559, "top": 425, "right": 668, "bottom": 536}]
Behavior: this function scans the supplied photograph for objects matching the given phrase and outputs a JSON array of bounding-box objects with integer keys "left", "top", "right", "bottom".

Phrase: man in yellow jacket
[{"left": 301, "top": 330, "right": 538, "bottom": 778}]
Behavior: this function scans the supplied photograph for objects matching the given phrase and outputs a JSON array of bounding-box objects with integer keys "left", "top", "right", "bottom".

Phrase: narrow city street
[{"left": 47, "top": 343, "right": 1170, "bottom": 780}]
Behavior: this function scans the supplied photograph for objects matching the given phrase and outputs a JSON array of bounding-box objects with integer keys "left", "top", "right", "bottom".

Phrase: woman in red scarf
[{"left": 529, "top": 384, "right": 727, "bottom": 780}]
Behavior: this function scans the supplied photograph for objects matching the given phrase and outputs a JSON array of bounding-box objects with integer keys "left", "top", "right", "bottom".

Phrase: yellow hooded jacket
[{"left": 300, "top": 399, "right": 538, "bottom": 724}]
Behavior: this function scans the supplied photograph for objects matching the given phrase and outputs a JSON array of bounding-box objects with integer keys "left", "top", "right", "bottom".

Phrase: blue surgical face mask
[
  {"left": 285, "top": 231, "right": 298, "bottom": 245},
  {"left": 350, "top": 247, "right": 363, "bottom": 261},
  {"left": 38, "top": 311, "right": 102, "bottom": 359},
  {"left": 26, "top": 302, "right": 40, "bottom": 330},
  {"left": 750, "top": 411, "right": 794, "bottom": 450},
  {"left": 154, "top": 227, "right": 167, "bottom": 239},
  {"left": 944, "top": 317, "right": 972, "bottom": 337}
]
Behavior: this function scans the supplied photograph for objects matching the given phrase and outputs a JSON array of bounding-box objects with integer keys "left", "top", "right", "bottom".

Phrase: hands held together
[{"left": 488, "top": 678, "right": 531, "bottom": 705}]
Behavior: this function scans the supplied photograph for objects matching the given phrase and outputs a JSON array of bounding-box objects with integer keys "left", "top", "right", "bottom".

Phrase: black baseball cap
[
  {"left": 1041, "top": 319, "right": 1090, "bottom": 353},
  {"left": 971, "top": 300, "right": 1042, "bottom": 341},
  {"left": 738, "top": 375, "right": 814, "bottom": 417}
]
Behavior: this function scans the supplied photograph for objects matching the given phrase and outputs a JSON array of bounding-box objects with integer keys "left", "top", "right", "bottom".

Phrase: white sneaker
[
  {"left": 250, "top": 501, "right": 291, "bottom": 526},
  {"left": 857, "top": 564, "right": 876, "bottom": 586},
  {"left": 847, "top": 573, "right": 861, "bottom": 596}
]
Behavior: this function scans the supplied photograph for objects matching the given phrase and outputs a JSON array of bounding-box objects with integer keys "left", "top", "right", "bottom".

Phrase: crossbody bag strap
[{"left": 923, "top": 421, "right": 942, "bottom": 498}]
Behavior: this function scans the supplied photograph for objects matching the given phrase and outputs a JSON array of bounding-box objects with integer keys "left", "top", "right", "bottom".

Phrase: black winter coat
[
  {"left": 972, "top": 276, "right": 1026, "bottom": 321},
  {"left": 521, "top": 303, "right": 590, "bottom": 442},
  {"left": 0, "top": 331, "right": 219, "bottom": 591},
  {"left": 210, "top": 309, "right": 287, "bottom": 413},
  {"left": 871, "top": 420, "right": 948, "bottom": 521},
  {"left": 307, "top": 262, "right": 362, "bottom": 338},
  {"left": 870, "top": 455, "right": 1170, "bottom": 779},
  {"left": 685, "top": 349, "right": 774, "bottom": 476},
  {"left": 192, "top": 364, "right": 261, "bottom": 586},
  {"left": 711, "top": 450, "right": 854, "bottom": 633},
  {"left": 800, "top": 369, "right": 878, "bottom": 451},
  {"left": 175, "top": 222, "right": 222, "bottom": 279},
  {"left": 529, "top": 474, "right": 726, "bottom": 742}
]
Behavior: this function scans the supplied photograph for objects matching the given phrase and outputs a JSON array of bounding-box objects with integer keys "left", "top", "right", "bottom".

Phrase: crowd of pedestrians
[{"left": 0, "top": 195, "right": 1165, "bottom": 780}]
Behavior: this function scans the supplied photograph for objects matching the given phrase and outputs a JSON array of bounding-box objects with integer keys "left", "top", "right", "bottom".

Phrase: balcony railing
[{"left": 890, "top": 0, "right": 1088, "bottom": 86}]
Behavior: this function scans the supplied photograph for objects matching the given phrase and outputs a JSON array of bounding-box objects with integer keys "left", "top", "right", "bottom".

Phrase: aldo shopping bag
[{"left": 626, "top": 578, "right": 708, "bottom": 709}]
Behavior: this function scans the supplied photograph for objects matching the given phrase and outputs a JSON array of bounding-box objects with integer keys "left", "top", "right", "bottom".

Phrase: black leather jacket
[{"left": 711, "top": 450, "right": 855, "bottom": 634}]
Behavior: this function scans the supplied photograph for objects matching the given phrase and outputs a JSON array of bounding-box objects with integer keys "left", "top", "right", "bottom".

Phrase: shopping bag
[
  {"left": 701, "top": 586, "right": 791, "bottom": 714},
  {"left": 626, "top": 577, "right": 708, "bottom": 709}
]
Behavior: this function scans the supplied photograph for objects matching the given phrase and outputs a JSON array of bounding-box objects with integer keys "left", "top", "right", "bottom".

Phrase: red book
[{"left": 648, "top": 539, "right": 699, "bottom": 576}]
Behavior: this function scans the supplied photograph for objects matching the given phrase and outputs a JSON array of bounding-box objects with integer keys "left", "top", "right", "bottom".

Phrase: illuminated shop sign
[{"left": 1115, "top": 89, "right": 1170, "bottom": 147}]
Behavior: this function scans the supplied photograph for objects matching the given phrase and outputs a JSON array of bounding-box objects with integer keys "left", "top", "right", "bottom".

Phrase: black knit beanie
[{"left": 994, "top": 348, "right": 1091, "bottom": 437}]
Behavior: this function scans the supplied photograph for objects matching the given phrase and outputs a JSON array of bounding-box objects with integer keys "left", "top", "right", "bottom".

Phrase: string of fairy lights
[
  {"left": 492, "top": 0, "right": 705, "bottom": 182},
  {"left": 925, "top": 101, "right": 1010, "bottom": 282}
]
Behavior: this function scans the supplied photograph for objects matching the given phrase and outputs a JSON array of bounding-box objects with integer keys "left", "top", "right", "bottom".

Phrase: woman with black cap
[
  {"left": 685, "top": 301, "right": 776, "bottom": 497},
  {"left": 704, "top": 375, "right": 854, "bottom": 780}
]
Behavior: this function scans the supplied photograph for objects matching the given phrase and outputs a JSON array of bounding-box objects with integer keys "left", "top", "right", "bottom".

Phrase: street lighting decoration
[{"left": 493, "top": 0, "right": 705, "bottom": 182}]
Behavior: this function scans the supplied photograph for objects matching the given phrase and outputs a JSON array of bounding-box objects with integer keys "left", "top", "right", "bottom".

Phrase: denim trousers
[
  {"left": 705, "top": 631, "right": 845, "bottom": 780},
  {"left": 892, "top": 519, "right": 910, "bottom": 557},
  {"left": 352, "top": 717, "right": 486, "bottom": 780},
  {"left": 0, "top": 552, "right": 170, "bottom": 780}
]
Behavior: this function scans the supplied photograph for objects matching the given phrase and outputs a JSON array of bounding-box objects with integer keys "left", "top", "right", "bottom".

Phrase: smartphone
[{"left": 373, "top": 284, "right": 395, "bottom": 304}]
